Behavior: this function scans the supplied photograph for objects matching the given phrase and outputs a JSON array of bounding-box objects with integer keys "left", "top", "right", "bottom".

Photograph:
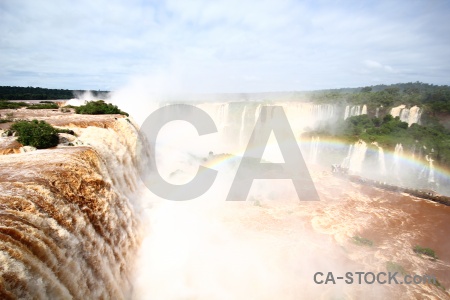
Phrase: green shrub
[
  {"left": 352, "top": 236, "right": 374, "bottom": 246},
  {"left": 27, "top": 103, "right": 59, "bottom": 109},
  {"left": 75, "top": 100, "right": 128, "bottom": 116},
  {"left": 0, "top": 119, "right": 12, "bottom": 123},
  {"left": 413, "top": 246, "right": 438, "bottom": 260},
  {"left": 10, "top": 120, "right": 59, "bottom": 149},
  {"left": 0, "top": 100, "right": 29, "bottom": 109}
]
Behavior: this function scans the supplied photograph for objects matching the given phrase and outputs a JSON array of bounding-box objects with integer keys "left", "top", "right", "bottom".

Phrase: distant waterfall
[
  {"left": 372, "top": 142, "right": 386, "bottom": 176},
  {"left": 425, "top": 155, "right": 435, "bottom": 183},
  {"left": 393, "top": 143, "right": 404, "bottom": 178},
  {"left": 341, "top": 140, "right": 367, "bottom": 174},
  {"left": 344, "top": 105, "right": 367, "bottom": 120},
  {"left": 390, "top": 105, "right": 421, "bottom": 126},
  {"left": 341, "top": 144, "right": 353, "bottom": 169},
  {"left": 408, "top": 106, "right": 422, "bottom": 126},
  {"left": 361, "top": 105, "right": 367, "bottom": 115},
  {"left": 309, "top": 136, "right": 320, "bottom": 164},
  {"left": 239, "top": 105, "right": 248, "bottom": 147},
  {"left": 344, "top": 106, "right": 350, "bottom": 120},
  {"left": 375, "top": 107, "right": 380, "bottom": 118}
]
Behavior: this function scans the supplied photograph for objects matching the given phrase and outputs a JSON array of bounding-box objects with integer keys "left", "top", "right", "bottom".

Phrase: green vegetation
[
  {"left": 352, "top": 236, "right": 373, "bottom": 246},
  {"left": 386, "top": 261, "right": 406, "bottom": 275},
  {"left": 0, "top": 119, "right": 12, "bottom": 124},
  {"left": 0, "top": 100, "right": 29, "bottom": 109},
  {"left": 310, "top": 82, "right": 450, "bottom": 115},
  {"left": 27, "top": 103, "right": 59, "bottom": 109},
  {"left": 0, "top": 86, "right": 108, "bottom": 100},
  {"left": 314, "top": 114, "right": 450, "bottom": 167},
  {"left": 75, "top": 100, "right": 129, "bottom": 116},
  {"left": 10, "top": 120, "right": 60, "bottom": 149},
  {"left": 413, "top": 246, "right": 438, "bottom": 260}
]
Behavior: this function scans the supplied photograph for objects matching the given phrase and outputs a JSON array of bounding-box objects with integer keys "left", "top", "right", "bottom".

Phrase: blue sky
[{"left": 1, "top": 0, "right": 449, "bottom": 92}]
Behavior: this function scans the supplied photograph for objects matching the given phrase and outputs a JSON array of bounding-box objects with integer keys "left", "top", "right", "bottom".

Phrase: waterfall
[
  {"left": 341, "top": 140, "right": 366, "bottom": 174},
  {"left": 390, "top": 105, "right": 406, "bottom": 118},
  {"left": 0, "top": 118, "right": 143, "bottom": 299},
  {"left": 344, "top": 105, "right": 366, "bottom": 120},
  {"left": 341, "top": 144, "right": 353, "bottom": 169},
  {"left": 309, "top": 136, "right": 320, "bottom": 164},
  {"left": 361, "top": 105, "right": 367, "bottom": 115},
  {"left": 393, "top": 143, "right": 404, "bottom": 178},
  {"left": 390, "top": 105, "right": 421, "bottom": 127},
  {"left": 400, "top": 108, "right": 410, "bottom": 123},
  {"left": 372, "top": 142, "right": 386, "bottom": 176},
  {"left": 426, "top": 155, "right": 435, "bottom": 183},
  {"left": 348, "top": 140, "right": 367, "bottom": 174},
  {"left": 239, "top": 105, "right": 248, "bottom": 148},
  {"left": 344, "top": 105, "right": 350, "bottom": 120},
  {"left": 375, "top": 107, "right": 380, "bottom": 118},
  {"left": 408, "top": 106, "right": 422, "bottom": 126}
]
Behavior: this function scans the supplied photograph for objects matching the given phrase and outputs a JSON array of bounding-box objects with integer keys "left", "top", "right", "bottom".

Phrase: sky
[{"left": 0, "top": 0, "right": 449, "bottom": 93}]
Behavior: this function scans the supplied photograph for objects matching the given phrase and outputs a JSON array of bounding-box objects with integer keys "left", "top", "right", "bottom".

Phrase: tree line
[
  {"left": 0, "top": 86, "right": 109, "bottom": 100},
  {"left": 310, "top": 82, "right": 450, "bottom": 114}
]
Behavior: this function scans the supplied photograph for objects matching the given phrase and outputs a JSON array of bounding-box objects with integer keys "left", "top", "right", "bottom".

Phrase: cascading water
[
  {"left": 426, "top": 155, "right": 435, "bottom": 184},
  {"left": 340, "top": 140, "right": 367, "bottom": 174},
  {"left": 361, "top": 104, "right": 367, "bottom": 115},
  {"left": 393, "top": 143, "right": 404, "bottom": 179},
  {"left": 408, "top": 106, "right": 422, "bottom": 126},
  {"left": 344, "top": 105, "right": 366, "bottom": 120},
  {"left": 0, "top": 117, "right": 144, "bottom": 299},
  {"left": 372, "top": 142, "right": 386, "bottom": 176},
  {"left": 239, "top": 105, "right": 248, "bottom": 148},
  {"left": 347, "top": 140, "right": 367, "bottom": 174},
  {"left": 309, "top": 136, "right": 320, "bottom": 164},
  {"left": 344, "top": 105, "right": 350, "bottom": 120},
  {"left": 390, "top": 105, "right": 421, "bottom": 126}
]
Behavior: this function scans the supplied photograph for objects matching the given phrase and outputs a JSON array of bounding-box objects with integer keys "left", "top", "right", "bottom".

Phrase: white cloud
[
  {"left": 363, "top": 60, "right": 395, "bottom": 73},
  {"left": 0, "top": 0, "right": 449, "bottom": 91}
]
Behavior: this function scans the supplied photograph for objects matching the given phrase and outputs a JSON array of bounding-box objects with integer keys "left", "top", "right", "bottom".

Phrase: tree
[
  {"left": 11, "top": 120, "right": 59, "bottom": 149},
  {"left": 75, "top": 100, "right": 128, "bottom": 116}
]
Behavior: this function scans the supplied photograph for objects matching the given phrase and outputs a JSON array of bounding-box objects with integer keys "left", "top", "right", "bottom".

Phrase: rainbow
[{"left": 201, "top": 136, "right": 450, "bottom": 189}]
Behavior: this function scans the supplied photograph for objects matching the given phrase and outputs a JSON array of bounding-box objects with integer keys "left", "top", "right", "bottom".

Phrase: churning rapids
[{"left": 0, "top": 101, "right": 449, "bottom": 299}]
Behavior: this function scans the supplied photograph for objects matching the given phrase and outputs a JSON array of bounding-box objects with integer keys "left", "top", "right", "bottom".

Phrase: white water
[
  {"left": 393, "top": 143, "right": 404, "bottom": 179},
  {"left": 426, "top": 155, "right": 435, "bottom": 183},
  {"left": 372, "top": 142, "right": 386, "bottom": 176},
  {"left": 344, "top": 105, "right": 367, "bottom": 120},
  {"left": 348, "top": 140, "right": 367, "bottom": 174},
  {"left": 361, "top": 104, "right": 367, "bottom": 115},
  {"left": 341, "top": 140, "right": 367, "bottom": 174},
  {"left": 309, "top": 136, "right": 320, "bottom": 164},
  {"left": 390, "top": 105, "right": 421, "bottom": 126},
  {"left": 0, "top": 118, "right": 143, "bottom": 299}
]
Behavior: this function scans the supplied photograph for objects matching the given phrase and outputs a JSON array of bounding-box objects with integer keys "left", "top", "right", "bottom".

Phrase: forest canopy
[{"left": 0, "top": 86, "right": 109, "bottom": 100}]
